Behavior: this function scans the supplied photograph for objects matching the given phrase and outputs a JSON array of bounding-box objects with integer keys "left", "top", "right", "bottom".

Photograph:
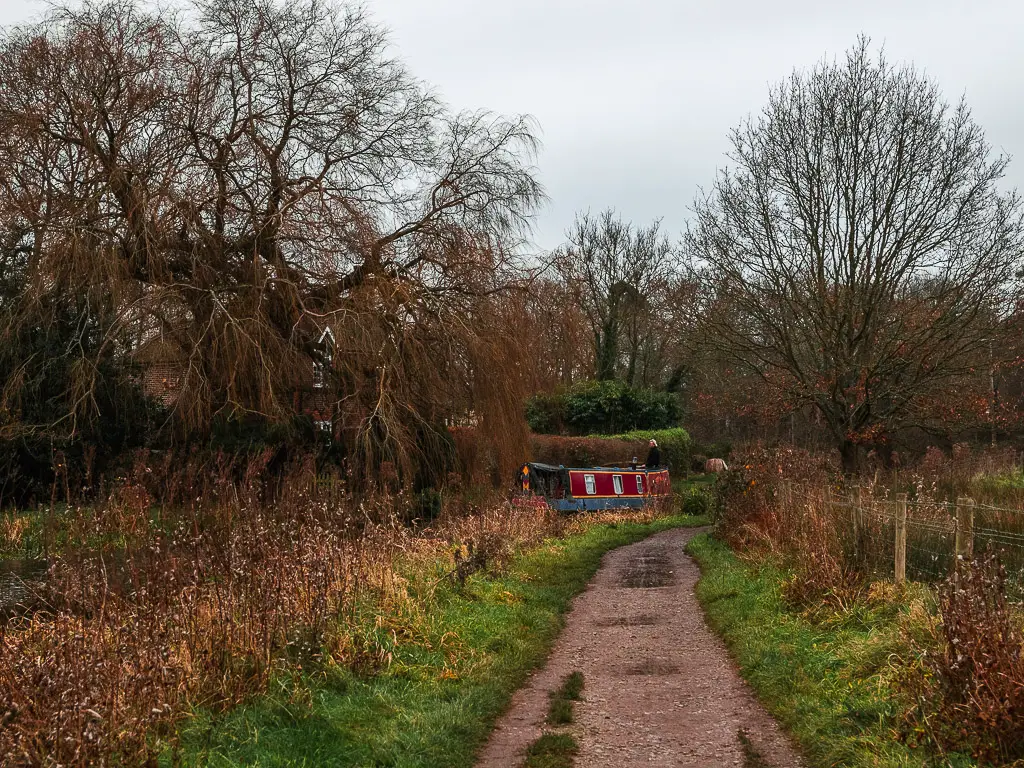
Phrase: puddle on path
[{"left": 619, "top": 547, "right": 675, "bottom": 588}]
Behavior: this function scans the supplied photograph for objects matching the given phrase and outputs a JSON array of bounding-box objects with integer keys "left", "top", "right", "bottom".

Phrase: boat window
[
  {"left": 636, "top": 475, "right": 644, "bottom": 493},
  {"left": 613, "top": 475, "right": 623, "bottom": 495},
  {"left": 584, "top": 474, "right": 596, "bottom": 494}
]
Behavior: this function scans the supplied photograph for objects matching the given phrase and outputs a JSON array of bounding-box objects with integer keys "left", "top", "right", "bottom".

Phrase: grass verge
[
  {"left": 686, "top": 533, "right": 974, "bottom": 768},
  {"left": 172, "top": 514, "right": 705, "bottom": 767}
]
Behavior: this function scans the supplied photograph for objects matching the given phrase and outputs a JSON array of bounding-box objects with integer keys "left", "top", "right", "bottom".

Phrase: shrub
[
  {"left": 524, "top": 392, "right": 565, "bottom": 435},
  {"left": 682, "top": 488, "right": 712, "bottom": 518},
  {"left": 525, "top": 380, "right": 680, "bottom": 435},
  {"left": 0, "top": 466, "right": 568, "bottom": 766},
  {"left": 413, "top": 488, "right": 443, "bottom": 524},
  {"left": 902, "top": 550, "right": 1024, "bottom": 762},
  {"left": 714, "top": 443, "right": 838, "bottom": 548}
]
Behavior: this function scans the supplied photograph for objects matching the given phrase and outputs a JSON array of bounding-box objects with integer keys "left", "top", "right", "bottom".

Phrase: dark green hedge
[
  {"left": 590, "top": 428, "right": 692, "bottom": 470},
  {"left": 526, "top": 380, "right": 681, "bottom": 436}
]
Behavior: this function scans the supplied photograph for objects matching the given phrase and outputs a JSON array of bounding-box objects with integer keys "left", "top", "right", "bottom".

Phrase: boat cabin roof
[{"left": 525, "top": 462, "right": 658, "bottom": 473}]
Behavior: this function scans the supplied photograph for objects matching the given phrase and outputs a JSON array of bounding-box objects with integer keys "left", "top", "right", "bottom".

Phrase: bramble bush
[
  {"left": 714, "top": 443, "right": 838, "bottom": 549},
  {"left": 901, "top": 550, "right": 1024, "bottom": 763},
  {"left": 712, "top": 444, "right": 863, "bottom": 610}
]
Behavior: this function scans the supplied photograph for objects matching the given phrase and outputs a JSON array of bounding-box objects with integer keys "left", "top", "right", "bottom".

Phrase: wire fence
[{"left": 787, "top": 484, "right": 1024, "bottom": 598}]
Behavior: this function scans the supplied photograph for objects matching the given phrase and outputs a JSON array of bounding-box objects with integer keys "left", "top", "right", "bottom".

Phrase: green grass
[
  {"left": 686, "top": 534, "right": 975, "bottom": 768},
  {"left": 546, "top": 696, "right": 574, "bottom": 727},
  {"left": 672, "top": 473, "right": 716, "bottom": 497},
  {"left": 554, "top": 671, "right": 583, "bottom": 702},
  {"left": 523, "top": 732, "right": 578, "bottom": 768},
  {"left": 170, "top": 514, "right": 706, "bottom": 767},
  {"left": 1, "top": 508, "right": 56, "bottom": 560},
  {"left": 546, "top": 671, "right": 584, "bottom": 725},
  {"left": 0, "top": 504, "right": 174, "bottom": 561}
]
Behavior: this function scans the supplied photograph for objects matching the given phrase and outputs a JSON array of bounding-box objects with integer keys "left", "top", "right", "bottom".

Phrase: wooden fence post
[
  {"left": 955, "top": 497, "right": 975, "bottom": 560},
  {"left": 852, "top": 486, "right": 862, "bottom": 561},
  {"left": 895, "top": 493, "right": 907, "bottom": 584}
]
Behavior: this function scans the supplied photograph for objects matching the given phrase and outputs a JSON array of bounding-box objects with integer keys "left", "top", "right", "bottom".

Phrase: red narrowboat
[{"left": 517, "top": 462, "right": 671, "bottom": 511}]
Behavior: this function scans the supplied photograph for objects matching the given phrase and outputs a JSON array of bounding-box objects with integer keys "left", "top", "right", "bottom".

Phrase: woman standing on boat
[{"left": 645, "top": 439, "right": 661, "bottom": 468}]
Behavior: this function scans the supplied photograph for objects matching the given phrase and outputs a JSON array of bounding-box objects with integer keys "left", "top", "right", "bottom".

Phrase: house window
[
  {"left": 636, "top": 475, "right": 644, "bottom": 494},
  {"left": 613, "top": 475, "right": 623, "bottom": 495},
  {"left": 313, "top": 327, "right": 335, "bottom": 389},
  {"left": 584, "top": 474, "right": 596, "bottom": 495}
]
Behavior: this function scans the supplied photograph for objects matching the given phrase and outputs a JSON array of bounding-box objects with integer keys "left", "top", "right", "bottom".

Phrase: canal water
[{"left": 0, "top": 558, "right": 48, "bottom": 616}]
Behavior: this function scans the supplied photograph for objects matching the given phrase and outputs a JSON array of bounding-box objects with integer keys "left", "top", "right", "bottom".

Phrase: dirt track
[{"left": 475, "top": 527, "right": 805, "bottom": 767}]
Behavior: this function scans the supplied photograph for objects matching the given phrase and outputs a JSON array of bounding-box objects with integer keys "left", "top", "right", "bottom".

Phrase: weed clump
[
  {"left": 524, "top": 732, "right": 579, "bottom": 768},
  {"left": 681, "top": 487, "right": 713, "bottom": 519},
  {"left": 902, "top": 549, "right": 1024, "bottom": 763},
  {"left": 547, "top": 671, "right": 584, "bottom": 725}
]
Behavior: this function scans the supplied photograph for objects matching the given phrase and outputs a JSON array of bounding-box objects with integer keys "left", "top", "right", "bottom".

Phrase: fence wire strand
[{"left": 785, "top": 483, "right": 1024, "bottom": 597}]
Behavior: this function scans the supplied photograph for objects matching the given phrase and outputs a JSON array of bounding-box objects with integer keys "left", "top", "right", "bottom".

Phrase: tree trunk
[
  {"left": 595, "top": 320, "right": 619, "bottom": 381},
  {"left": 839, "top": 439, "right": 863, "bottom": 475}
]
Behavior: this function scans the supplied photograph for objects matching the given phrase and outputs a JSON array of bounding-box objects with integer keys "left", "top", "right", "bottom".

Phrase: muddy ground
[{"left": 476, "top": 527, "right": 805, "bottom": 767}]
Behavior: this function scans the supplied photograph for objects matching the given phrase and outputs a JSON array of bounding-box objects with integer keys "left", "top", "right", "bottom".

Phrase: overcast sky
[{"left": 2, "top": 0, "right": 1022, "bottom": 251}]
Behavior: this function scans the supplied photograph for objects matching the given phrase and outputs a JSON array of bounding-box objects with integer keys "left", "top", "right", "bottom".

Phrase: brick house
[
  {"left": 293, "top": 326, "right": 336, "bottom": 433},
  {"left": 134, "top": 336, "right": 186, "bottom": 407},
  {"left": 134, "top": 325, "right": 337, "bottom": 432}
]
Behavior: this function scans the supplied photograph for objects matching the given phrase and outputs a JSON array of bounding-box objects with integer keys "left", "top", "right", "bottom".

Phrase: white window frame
[
  {"left": 636, "top": 475, "right": 644, "bottom": 494},
  {"left": 613, "top": 475, "right": 624, "bottom": 495},
  {"left": 584, "top": 474, "right": 596, "bottom": 495},
  {"left": 313, "top": 327, "right": 335, "bottom": 389}
]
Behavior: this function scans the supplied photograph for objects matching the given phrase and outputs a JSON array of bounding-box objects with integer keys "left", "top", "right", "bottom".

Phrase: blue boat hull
[{"left": 548, "top": 496, "right": 651, "bottom": 513}]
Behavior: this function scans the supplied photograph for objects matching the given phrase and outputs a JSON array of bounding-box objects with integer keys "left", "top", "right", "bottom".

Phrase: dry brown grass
[
  {"left": 2, "top": 514, "right": 30, "bottom": 547},
  {"left": 0, "top": 461, "right": 570, "bottom": 766},
  {"left": 900, "top": 551, "right": 1024, "bottom": 763}
]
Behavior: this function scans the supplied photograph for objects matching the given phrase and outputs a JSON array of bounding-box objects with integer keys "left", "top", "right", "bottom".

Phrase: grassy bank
[
  {"left": 686, "top": 534, "right": 975, "bottom": 768},
  {"left": 173, "top": 513, "right": 706, "bottom": 767}
]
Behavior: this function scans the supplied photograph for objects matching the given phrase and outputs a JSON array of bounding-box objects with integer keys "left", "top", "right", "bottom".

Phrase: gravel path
[{"left": 475, "top": 527, "right": 805, "bottom": 767}]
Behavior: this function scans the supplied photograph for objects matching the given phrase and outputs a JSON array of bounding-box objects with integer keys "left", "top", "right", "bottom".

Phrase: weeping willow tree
[{"left": 0, "top": 0, "right": 544, "bottom": 486}]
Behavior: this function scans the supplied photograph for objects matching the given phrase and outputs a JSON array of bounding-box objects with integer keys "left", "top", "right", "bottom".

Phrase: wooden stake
[
  {"left": 955, "top": 496, "right": 975, "bottom": 561},
  {"left": 895, "top": 493, "right": 907, "bottom": 584},
  {"left": 852, "top": 486, "right": 863, "bottom": 561}
]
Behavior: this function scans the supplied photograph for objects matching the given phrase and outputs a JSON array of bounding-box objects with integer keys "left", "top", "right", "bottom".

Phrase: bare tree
[
  {"left": 687, "top": 38, "right": 1024, "bottom": 472},
  {"left": 0, "top": 0, "right": 544, "bottom": 481},
  {"left": 520, "top": 277, "right": 594, "bottom": 389},
  {"left": 550, "top": 209, "right": 676, "bottom": 382}
]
